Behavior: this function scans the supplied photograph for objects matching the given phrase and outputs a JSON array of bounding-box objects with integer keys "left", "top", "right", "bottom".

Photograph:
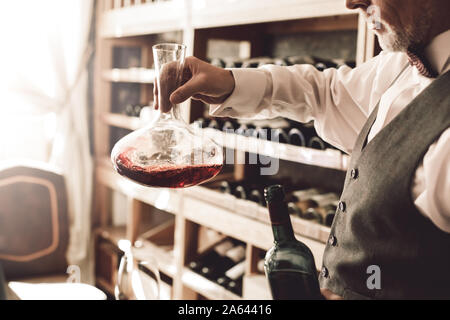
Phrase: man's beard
[
  {"left": 373, "top": 4, "right": 433, "bottom": 53},
  {"left": 376, "top": 22, "right": 411, "bottom": 52}
]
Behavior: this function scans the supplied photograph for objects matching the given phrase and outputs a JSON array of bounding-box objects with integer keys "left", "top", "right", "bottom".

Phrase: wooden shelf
[
  {"left": 103, "top": 68, "right": 155, "bottom": 84},
  {"left": 95, "top": 225, "right": 177, "bottom": 279},
  {"left": 97, "top": 160, "right": 183, "bottom": 216},
  {"left": 100, "top": 0, "right": 353, "bottom": 38},
  {"left": 101, "top": 113, "right": 144, "bottom": 130},
  {"left": 203, "top": 128, "right": 349, "bottom": 171},
  {"left": 191, "top": 0, "right": 354, "bottom": 29},
  {"left": 182, "top": 268, "right": 242, "bottom": 300},
  {"left": 96, "top": 159, "right": 328, "bottom": 268},
  {"left": 100, "top": 1, "right": 186, "bottom": 38}
]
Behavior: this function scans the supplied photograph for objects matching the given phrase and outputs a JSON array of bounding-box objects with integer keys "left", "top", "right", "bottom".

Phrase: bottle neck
[
  {"left": 272, "top": 221, "right": 295, "bottom": 242},
  {"left": 268, "top": 201, "right": 295, "bottom": 242}
]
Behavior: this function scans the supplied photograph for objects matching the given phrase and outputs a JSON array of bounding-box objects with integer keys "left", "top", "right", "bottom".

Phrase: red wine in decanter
[{"left": 114, "top": 148, "right": 223, "bottom": 188}]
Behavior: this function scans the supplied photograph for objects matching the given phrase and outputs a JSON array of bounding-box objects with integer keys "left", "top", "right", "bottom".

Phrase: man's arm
[{"left": 211, "top": 51, "right": 407, "bottom": 154}]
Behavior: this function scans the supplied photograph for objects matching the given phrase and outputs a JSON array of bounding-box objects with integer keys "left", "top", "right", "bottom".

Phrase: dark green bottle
[{"left": 264, "top": 185, "right": 322, "bottom": 300}]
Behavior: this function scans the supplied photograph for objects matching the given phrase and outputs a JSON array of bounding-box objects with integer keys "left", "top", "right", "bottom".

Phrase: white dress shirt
[{"left": 210, "top": 30, "right": 450, "bottom": 233}]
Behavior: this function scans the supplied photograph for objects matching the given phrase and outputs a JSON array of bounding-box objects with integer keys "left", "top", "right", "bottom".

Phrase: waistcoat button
[
  {"left": 321, "top": 267, "right": 329, "bottom": 278},
  {"left": 328, "top": 235, "right": 337, "bottom": 246},
  {"left": 350, "top": 168, "right": 359, "bottom": 179},
  {"left": 338, "top": 201, "right": 346, "bottom": 212}
]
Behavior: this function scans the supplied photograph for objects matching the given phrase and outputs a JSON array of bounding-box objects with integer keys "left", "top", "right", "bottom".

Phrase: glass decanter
[{"left": 111, "top": 43, "right": 223, "bottom": 188}]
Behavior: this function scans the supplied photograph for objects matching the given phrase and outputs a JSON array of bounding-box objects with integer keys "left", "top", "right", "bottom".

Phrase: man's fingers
[
  {"left": 170, "top": 76, "right": 204, "bottom": 105},
  {"left": 153, "top": 77, "right": 159, "bottom": 110}
]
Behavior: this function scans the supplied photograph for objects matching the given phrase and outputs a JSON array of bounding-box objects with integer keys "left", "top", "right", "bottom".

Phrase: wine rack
[{"left": 93, "top": 0, "right": 378, "bottom": 300}]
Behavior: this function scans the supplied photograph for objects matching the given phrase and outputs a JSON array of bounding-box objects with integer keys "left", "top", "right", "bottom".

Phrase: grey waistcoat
[{"left": 319, "top": 70, "right": 450, "bottom": 300}]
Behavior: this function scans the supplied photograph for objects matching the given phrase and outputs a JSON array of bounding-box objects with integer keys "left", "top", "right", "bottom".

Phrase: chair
[{"left": 0, "top": 160, "right": 105, "bottom": 300}]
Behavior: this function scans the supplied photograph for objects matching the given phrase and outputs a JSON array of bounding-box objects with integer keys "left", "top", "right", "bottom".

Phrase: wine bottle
[
  {"left": 233, "top": 185, "right": 248, "bottom": 200},
  {"left": 249, "top": 189, "right": 266, "bottom": 206},
  {"left": 188, "top": 239, "right": 235, "bottom": 274},
  {"left": 253, "top": 127, "right": 272, "bottom": 141},
  {"left": 208, "top": 119, "right": 221, "bottom": 130},
  {"left": 288, "top": 128, "right": 306, "bottom": 146},
  {"left": 225, "top": 60, "right": 243, "bottom": 68},
  {"left": 219, "top": 181, "right": 236, "bottom": 194},
  {"left": 264, "top": 185, "right": 322, "bottom": 300},
  {"left": 286, "top": 55, "right": 315, "bottom": 66},
  {"left": 222, "top": 120, "right": 237, "bottom": 132},
  {"left": 216, "top": 260, "right": 246, "bottom": 294},
  {"left": 272, "top": 128, "right": 289, "bottom": 144},
  {"left": 308, "top": 136, "right": 327, "bottom": 150},
  {"left": 236, "top": 123, "right": 256, "bottom": 136},
  {"left": 125, "top": 104, "right": 135, "bottom": 117},
  {"left": 209, "top": 58, "right": 226, "bottom": 68},
  {"left": 289, "top": 188, "right": 321, "bottom": 213},
  {"left": 226, "top": 262, "right": 245, "bottom": 295},
  {"left": 201, "top": 243, "right": 246, "bottom": 280},
  {"left": 193, "top": 117, "right": 211, "bottom": 129}
]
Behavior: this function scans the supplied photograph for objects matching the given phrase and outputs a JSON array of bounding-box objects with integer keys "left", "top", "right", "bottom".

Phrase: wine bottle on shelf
[
  {"left": 289, "top": 188, "right": 321, "bottom": 213},
  {"left": 125, "top": 104, "right": 135, "bottom": 117},
  {"left": 264, "top": 185, "right": 322, "bottom": 300},
  {"left": 193, "top": 117, "right": 211, "bottom": 129},
  {"left": 273, "top": 57, "right": 290, "bottom": 66},
  {"left": 222, "top": 120, "right": 238, "bottom": 132},
  {"left": 207, "top": 119, "right": 222, "bottom": 130},
  {"left": 314, "top": 62, "right": 327, "bottom": 72},
  {"left": 216, "top": 260, "right": 246, "bottom": 295},
  {"left": 225, "top": 60, "right": 243, "bottom": 68},
  {"left": 219, "top": 181, "right": 237, "bottom": 194},
  {"left": 303, "top": 193, "right": 339, "bottom": 224},
  {"left": 286, "top": 55, "right": 315, "bottom": 66},
  {"left": 248, "top": 189, "right": 266, "bottom": 206},
  {"left": 209, "top": 58, "right": 226, "bottom": 68},
  {"left": 308, "top": 136, "right": 327, "bottom": 150},
  {"left": 270, "top": 128, "right": 288, "bottom": 144},
  {"left": 233, "top": 185, "right": 248, "bottom": 200},
  {"left": 236, "top": 123, "right": 256, "bottom": 136},
  {"left": 201, "top": 243, "right": 246, "bottom": 280},
  {"left": 252, "top": 127, "right": 272, "bottom": 141},
  {"left": 188, "top": 239, "right": 235, "bottom": 274},
  {"left": 288, "top": 128, "right": 306, "bottom": 146}
]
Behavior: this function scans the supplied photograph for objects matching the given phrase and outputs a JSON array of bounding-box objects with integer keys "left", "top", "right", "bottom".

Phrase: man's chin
[{"left": 376, "top": 33, "right": 408, "bottom": 53}]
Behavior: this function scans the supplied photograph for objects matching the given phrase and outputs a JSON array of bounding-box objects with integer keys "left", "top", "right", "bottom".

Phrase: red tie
[{"left": 406, "top": 50, "right": 438, "bottom": 78}]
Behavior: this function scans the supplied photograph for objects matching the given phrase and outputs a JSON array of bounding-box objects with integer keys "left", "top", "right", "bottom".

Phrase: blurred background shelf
[
  {"left": 103, "top": 68, "right": 155, "bottom": 83},
  {"left": 100, "top": 0, "right": 186, "bottom": 38}
]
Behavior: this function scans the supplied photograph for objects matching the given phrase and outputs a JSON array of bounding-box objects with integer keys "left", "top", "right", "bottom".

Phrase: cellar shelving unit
[{"left": 93, "top": 0, "right": 377, "bottom": 300}]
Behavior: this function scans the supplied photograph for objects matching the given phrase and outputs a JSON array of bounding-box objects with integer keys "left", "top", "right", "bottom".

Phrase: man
[{"left": 156, "top": 0, "right": 450, "bottom": 299}]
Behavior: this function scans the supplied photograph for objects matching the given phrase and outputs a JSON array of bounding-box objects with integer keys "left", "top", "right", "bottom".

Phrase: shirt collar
[{"left": 425, "top": 29, "right": 450, "bottom": 75}]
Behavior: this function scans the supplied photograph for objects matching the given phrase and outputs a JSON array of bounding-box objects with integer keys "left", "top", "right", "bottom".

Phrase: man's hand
[
  {"left": 153, "top": 56, "right": 235, "bottom": 113},
  {"left": 321, "top": 288, "right": 344, "bottom": 300}
]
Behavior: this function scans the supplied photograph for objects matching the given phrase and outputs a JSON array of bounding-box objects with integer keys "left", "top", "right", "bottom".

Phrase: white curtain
[{"left": 0, "top": 1, "right": 94, "bottom": 281}]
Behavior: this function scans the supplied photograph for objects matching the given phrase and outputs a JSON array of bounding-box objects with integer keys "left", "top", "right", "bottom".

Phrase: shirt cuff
[{"left": 209, "top": 68, "right": 268, "bottom": 118}]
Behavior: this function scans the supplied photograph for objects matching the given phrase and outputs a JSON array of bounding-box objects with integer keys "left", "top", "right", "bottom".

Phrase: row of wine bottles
[
  {"left": 219, "top": 180, "right": 338, "bottom": 227},
  {"left": 208, "top": 55, "right": 356, "bottom": 71},
  {"left": 188, "top": 238, "right": 248, "bottom": 296},
  {"left": 195, "top": 117, "right": 334, "bottom": 150},
  {"left": 124, "top": 103, "right": 148, "bottom": 118}
]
